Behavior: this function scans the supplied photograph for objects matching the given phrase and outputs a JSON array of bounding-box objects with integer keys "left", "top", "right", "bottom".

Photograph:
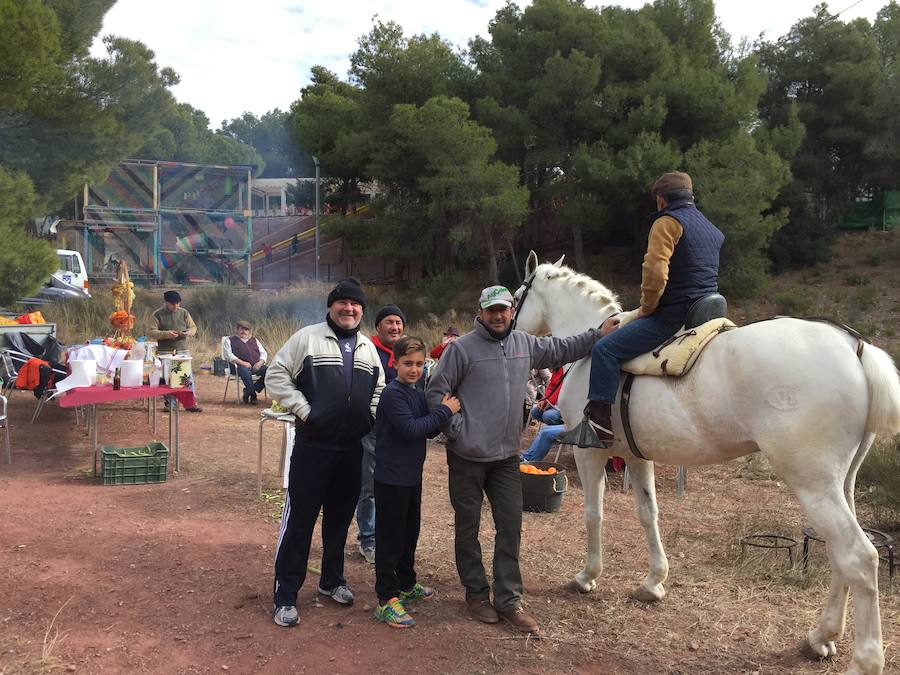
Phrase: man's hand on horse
[{"left": 599, "top": 315, "right": 621, "bottom": 336}]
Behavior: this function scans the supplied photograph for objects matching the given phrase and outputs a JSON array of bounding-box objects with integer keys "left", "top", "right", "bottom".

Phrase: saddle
[{"left": 622, "top": 294, "right": 733, "bottom": 377}]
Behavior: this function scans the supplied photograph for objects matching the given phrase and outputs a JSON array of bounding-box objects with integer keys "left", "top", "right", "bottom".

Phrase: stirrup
[{"left": 557, "top": 416, "right": 612, "bottom": 449}]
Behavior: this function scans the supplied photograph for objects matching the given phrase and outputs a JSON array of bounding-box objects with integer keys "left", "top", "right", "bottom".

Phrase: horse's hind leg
[
  {"left": 790, "top": 480, "right": 883, "bottom": 675},
  {"left": 572, "top": 447, "right": 608, "bottom": 592},
  {"left": 805, "top": 433, "right": 877, "bottom": 660},
  {"left": 625, "top": 459, "right": 668, "bottom": 603}
]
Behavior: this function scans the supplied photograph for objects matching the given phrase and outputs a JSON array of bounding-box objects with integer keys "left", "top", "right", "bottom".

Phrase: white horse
[{"left": 513, "top": 252, "right": 900, "bottom": 675}]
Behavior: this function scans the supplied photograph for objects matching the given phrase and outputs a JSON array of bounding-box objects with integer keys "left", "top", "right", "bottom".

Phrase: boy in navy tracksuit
[{"left": 373, "top": 336, "right": 460, "bottom": 628}]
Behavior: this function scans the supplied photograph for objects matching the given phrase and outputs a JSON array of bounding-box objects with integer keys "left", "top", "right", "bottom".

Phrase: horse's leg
[
  {"left": 805, "top": 433, "right": 877, "bottom": 660},
  {"left": 625, "top": 458, "right": 668, "bottom": 603},
  {"left": 844, "top": 432, "right": 876, "bottom": 518},
  {"left": 789, "top": 479, "right": 883, "bottom": 675},
  {"left": 572, "top": 447, "right": 608, "bottom": 592}
]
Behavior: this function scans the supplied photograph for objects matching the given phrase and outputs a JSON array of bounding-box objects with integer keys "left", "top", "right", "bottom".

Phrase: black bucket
[
  {"left": 212, "top": 357, "right": 228, "bottom": 377},
  {"left": 520, "top": 461, "right": 568, "bottom": 513}
]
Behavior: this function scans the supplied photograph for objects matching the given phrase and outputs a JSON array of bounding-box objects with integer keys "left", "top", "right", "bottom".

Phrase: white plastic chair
[{"left": 221, "top": 336, "right": 266, "bottom": 402}]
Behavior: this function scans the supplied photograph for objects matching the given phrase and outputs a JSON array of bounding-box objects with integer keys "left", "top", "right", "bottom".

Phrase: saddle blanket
[{"left": 622, "top": 317, "right": 735, "bottom": 377}]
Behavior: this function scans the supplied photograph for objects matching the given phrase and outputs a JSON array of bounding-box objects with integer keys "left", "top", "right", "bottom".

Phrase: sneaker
[
  {"left": 399, "top": 583, "right": 434, "bottom": 606},
  {"left": 273, "top": 605, "right": 299, "bottom": 627},
  {"left": 186, "top": 406, "right": 203, "bottom": 413},
  {"left": 357, "top": 542, "right": 375, "bottom": 565},
  {"left": 374, "top": 597, "right": 415, "bottom": 628},
  {"left": 318, "top": 584, "right": 354, "bottom": 605}
]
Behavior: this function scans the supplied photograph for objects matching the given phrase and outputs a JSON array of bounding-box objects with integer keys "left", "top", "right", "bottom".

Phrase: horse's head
[
  {"left": 514, "top": 250, "right": 621, "bottom": 337},
  {"left": 513, "top": 251, "right": 563, "bottom": 335}
]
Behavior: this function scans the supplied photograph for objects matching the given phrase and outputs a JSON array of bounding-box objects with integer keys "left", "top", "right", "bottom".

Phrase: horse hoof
[
  {"left": 573, "top": 574, "right": 596, "bottom": 593},
  {"left": 630, "top": 585, "right": 665, "bottom": 603},
  {"left": 801, "top": 636, "right": 836, "bottom": 660}
]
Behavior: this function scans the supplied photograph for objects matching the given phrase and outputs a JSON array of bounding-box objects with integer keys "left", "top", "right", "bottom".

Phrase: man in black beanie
[
  {"left": 266, "top": 277, "right": 385, "bottom": 627},
  {"left": 355, "top": 303, "right": 408, "bottom": 564}
]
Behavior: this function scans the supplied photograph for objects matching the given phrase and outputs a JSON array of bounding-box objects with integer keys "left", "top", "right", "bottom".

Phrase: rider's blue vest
[{"left": 652, "top": 201, "right": 724, "bottom": 325}]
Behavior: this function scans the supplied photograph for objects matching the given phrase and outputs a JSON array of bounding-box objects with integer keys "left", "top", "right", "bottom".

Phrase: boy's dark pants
[
  {"left": 273, "top": 441, "right": 362, "bottom": 608},
  {"left": 446, "top": 451, "right": 523, "bottom": 611},
  {"left": 374, "top": 480, "right": 421, "bottom": 603}
]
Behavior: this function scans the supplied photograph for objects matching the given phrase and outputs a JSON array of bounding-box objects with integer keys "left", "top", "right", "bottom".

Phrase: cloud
[{"left": 91, "top": 0, "right": 881, "bottom": 128}]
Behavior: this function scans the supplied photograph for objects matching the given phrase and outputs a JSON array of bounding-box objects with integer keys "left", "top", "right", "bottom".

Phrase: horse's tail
[{"left": 860, "top": 343, "right": 900, "bottom": 437}]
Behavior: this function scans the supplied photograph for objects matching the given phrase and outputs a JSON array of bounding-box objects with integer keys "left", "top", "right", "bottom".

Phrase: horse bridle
[{"left": 511, "top": 269, "right": 536, "bottom": 331}]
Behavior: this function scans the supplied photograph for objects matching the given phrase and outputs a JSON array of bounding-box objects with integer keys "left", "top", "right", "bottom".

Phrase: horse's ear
[
  {"left": 525, "top": 250, "right": 538, "bottom": 279},
  {"left": 554, "top": 254, "right": 565, "bottom": 267}
]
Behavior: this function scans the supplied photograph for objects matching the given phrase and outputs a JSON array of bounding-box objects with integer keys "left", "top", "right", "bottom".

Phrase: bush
[
  {"left": 844, "top": 273, "right": 870, "bottom": 286},
  {"left": 857, "top": 439, "right": 900, "bottom": 527},
  {"left": 774, "top": 288, "right": 818, "bottom": 315},
  {"left": 853, "top": 285, "right": 877, "bottom": 311}
]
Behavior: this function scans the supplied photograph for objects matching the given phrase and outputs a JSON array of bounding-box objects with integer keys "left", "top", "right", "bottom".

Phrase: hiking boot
[
  {"left": 374, "top": 597, "right": 415, "bottom": 628},
  {"left": 273, "top": 605, "right": 299, "bottom": 627},
  {"left": 399, "top": 583, "right": 434, "bottom": 606},
  {"left": 318, "top": 584, "right": 354, "bottom": 605},
  {"left": 497, "top": 605, "right": 540, "bottom": 634},
  {"left": 465, "top": 596, "right": 499, "bottom": 624},
  {"left": 557, "top": 400, "right": 614, "bottom": 448},
  {"left": 357, "top": 542, "right": 375, "bottom": 565}
]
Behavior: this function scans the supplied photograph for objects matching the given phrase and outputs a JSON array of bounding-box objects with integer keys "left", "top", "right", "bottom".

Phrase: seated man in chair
[
  {"left": 224, "top": 320, "right": 268, "bottom": 404},
  {"left": 560, "top": 171, "right": 724, "bottom": 448}
]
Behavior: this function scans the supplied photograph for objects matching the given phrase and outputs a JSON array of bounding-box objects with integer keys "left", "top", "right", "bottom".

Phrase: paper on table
[
  {"left": 68, "top": 344, "right": 128, "bottom": 373},
  {"left": 56, "top": 359, "right": 96, "bottom": 393}
]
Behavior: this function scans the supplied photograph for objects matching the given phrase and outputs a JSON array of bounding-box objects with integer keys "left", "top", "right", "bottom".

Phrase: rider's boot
[{"left": 557, "top": 400, "right": 614, "bottom": 449}]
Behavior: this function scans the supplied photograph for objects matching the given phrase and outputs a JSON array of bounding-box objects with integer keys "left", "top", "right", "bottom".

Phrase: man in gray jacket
[{"left": 425, "top": 285, "right": 599, "bottom": 635}]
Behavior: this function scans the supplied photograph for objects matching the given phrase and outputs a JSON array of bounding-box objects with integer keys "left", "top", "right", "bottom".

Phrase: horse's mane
[{"left": 538, "top": 263, "right": 621, "bottom": 310}]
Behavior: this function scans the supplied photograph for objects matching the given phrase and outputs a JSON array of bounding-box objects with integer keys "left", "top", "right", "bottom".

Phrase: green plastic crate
[{"left": 100, "top": 442, "right": 169, "bottom": 485}]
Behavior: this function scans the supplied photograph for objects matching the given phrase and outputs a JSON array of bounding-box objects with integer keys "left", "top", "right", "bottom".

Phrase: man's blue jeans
[
  {"left": 588, "top": 316, "right": 682, "bottom": 403},
  {"left": 521, "top": 424, "right": 565, "bottom": 462},
  {"left": 355, "top": 430, "right": 376, "bottom": 550},
  {"left": 236, "top": 364, "right": 267, "bottom": 397},
  {"left": 529, "top": 405, "right": 563, "bottom": 426}
]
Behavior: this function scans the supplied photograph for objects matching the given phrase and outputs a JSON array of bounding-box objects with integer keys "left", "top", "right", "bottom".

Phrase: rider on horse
[{"left": 560, "top": 171, "right": 725, "bottom": 448}]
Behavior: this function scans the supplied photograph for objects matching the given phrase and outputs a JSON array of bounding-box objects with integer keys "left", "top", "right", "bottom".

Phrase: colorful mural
[{"left": 71, "top": 160, "right": 254, "bottom": 285}]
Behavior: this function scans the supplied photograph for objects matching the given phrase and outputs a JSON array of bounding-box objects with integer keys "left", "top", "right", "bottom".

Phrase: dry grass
[{"left": 40, "top": 284, "right": 469, "bottom": 365}]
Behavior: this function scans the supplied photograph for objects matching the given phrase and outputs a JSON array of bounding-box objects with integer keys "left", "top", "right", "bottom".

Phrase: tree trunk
[
  {"left": 505, "top": 233, "right": 522, "bottom": 282},
  {"left": 571, "top": 221, "right": 586, "bottom": 272},
  {"left": 485, "top": 229, "right": 499, "bottom": 284}
]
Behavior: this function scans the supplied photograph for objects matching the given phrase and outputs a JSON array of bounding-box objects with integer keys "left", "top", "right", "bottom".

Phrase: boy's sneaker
[
  {"left": 318, "top": 584, "right": 354, "bottom": 605},
  {"left": 273, "top": 605, "right": 299, "bottom": 627},
  {"left": 374, "top": 597, "right": 416, "bottom": 628},
  {"left": 399, "top": 583, "right": 434, "bottom": 606},
  {"left": 357, "top": 542, "right": 375, "bottom": 565}
]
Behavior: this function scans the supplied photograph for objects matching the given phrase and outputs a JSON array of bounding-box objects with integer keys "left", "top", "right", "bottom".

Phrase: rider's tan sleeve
[{"left": 640, "top": 215, "right": 683, "bottom": 314}]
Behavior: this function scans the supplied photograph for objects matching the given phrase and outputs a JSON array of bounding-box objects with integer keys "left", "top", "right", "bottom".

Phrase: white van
[{"left": 54, "top": 249, "right": 90, "bottom": 295}]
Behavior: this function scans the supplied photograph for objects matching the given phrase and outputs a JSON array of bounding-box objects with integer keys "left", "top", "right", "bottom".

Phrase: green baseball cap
[{"left": 479, "top": 285, "right": 514, "bottom": 309}]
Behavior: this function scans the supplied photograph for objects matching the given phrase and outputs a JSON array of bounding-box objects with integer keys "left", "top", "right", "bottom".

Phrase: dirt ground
[{"left": 0, "top": 375, "right": 897, "bottom": 674}]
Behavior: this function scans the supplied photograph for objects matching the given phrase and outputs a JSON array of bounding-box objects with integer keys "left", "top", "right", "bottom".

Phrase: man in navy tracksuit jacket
[{"left": 266, "top": 278, "right": 385, "bottom": 627}]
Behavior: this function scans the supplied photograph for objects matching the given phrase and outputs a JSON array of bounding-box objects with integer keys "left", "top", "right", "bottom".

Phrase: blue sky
[{"left": 90, "top": 0, "right": 884, "bottom": 128}]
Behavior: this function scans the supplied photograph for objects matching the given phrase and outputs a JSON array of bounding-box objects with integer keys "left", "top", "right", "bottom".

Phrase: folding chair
[
  {"left": 1, "top": 394, "right": 10, "bottom": 464},
  {"left": 3, "top": 349, "right": 67, "bottom": 423},
  {"left": 221, "top": 336, "right": 266, "bottom": 402},
  {"left": 1, "top": 351, "right": 17, "bottom": 398}
]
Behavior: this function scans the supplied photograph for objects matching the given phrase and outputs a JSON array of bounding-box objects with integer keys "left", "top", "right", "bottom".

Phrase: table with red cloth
[{"left": 59, "top": 384, "right": 196, "bottom": 478}]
